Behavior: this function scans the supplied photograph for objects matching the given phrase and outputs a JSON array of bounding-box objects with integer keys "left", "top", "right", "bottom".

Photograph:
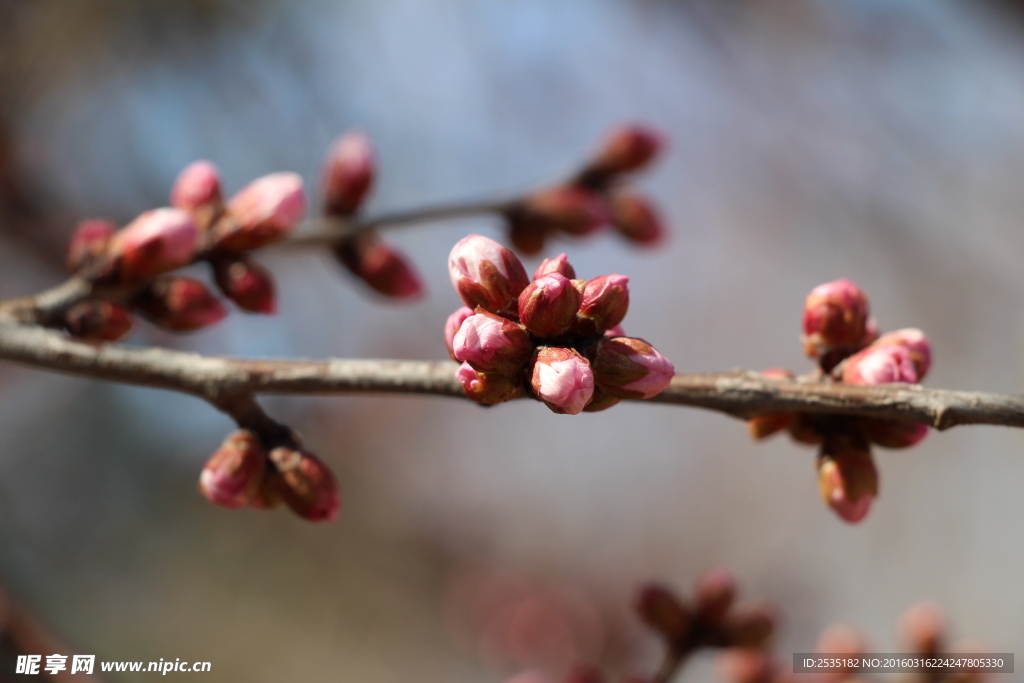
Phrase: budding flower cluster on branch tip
[
  {"left": 171, "top": 160, "right": 223, "bottom": 212},
  {"left": 445, "top": 234, "right": 674, "bottom": 414},
  {"left": 749, "top": 279, "right": 934, "bottom": 524},
  {"left": 112, "top": 208, "right": 200, "bottom": 284}
]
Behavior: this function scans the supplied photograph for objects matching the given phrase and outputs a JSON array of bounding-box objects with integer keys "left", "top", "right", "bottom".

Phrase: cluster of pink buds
[
  {"left": 445, "top": 235, "right": 675, "bottom": 414},
  {"left": 504, "top": 124, "right": 667, "bottom": 255},
  {"left": 748, "top": 279, "right": 933, "bottom": 524},
  {"left": 197, "top": 430, "right": 340, "bottom": 522},
  {"left": 322, "top": 130, "right": 424, "bottom": 299},
  {"left": 63, "top": 161, "right": 308, "bottom": 339}
]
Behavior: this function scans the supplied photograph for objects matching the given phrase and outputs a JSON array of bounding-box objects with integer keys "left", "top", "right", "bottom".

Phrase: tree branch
[{"left": 0, "top": 322, "right": 1022, "bottom": 432}]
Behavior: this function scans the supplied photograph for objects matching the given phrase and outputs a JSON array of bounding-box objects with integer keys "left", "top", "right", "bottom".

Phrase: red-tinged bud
[
  {"left": 333, "top": 234, "right": 423, "bottom": 299},
  {"left": 135, "top": 277, "right": 228, "bottom": 332},
  {"left": 611, "top": 193, "right": 665, "bottom": 246},
  {"left": 270, "top": 449, "right": 340, "bottom": 522},
  {"left": 582, "top": 387, "right": 620, "bottom": 412},
  {"left": 694, "top": 567, "right": 737, "bottom": 624},
  {"left": 747, "top": 369, "right": 796, "bottom": 440},
  {"left": 453, "top": 311, "right": 533, "bottom": 374},
  {"left": 455, "top": 362, "right": 522, "bottom": 406},
  {"left": 534, "top": 253, "right": 576, "bottom": 280},
  {"left": 584, "top": 124, "right": 664, "bottom": 179},
  {"left": 635, "top": 583, "right": 691, "bottom": 643},
  {"left": 816, "top": 434, "right": 878, "bottom": 524},
  {"left": 448, "top": 234, "right": 530, "bottom": 316},
  {"left": 518, "top": 273, "right": 582, "bottom": 337},
  {"left": 530, "top": 347, "right": 595, "bottom": 415},
  {"left": 862, "top": 419, "right": 929, "bottom": 449},
  {"left": 113, "top": 208, "right": 199, "bottom": 283},
  {"left": 323, "top": 130, "right": 375, "bottom": 216},
  {"left": 576, "top": 275, "right": 629, "bottom": 335},
  {"left": 871, "top": 328, "right": 932, "bottom": 379},
  {"left": 444, "top": 306, "right": 475, "bottom": 360},
  {"left": 725, "top": 605, "right": 777, "bottom": 648},
  {"left": 592, "top": 336, "right": 674, "bottom": 400},
  {"left": 898, "top": 601, "right": 945, "bottom": 655},
  {"left": 801, "top": 279, "right": 870, "bottom": 364},
  {"left": 171, "top": 160, "right": 223, "bottom": 211},
  {"left": 507, "top": 218, "right": 548, "bottom": 255},
  {"left": 198, "top": 431, "right": 268, "bottom": 509},
  {"left": 65, "top": 301, "right": 133, "bottom": 342},
  {"left": 842, "top": 345, "right": 918, "bottom": 386},
  {"left": 515, "top": 186, "right": 610, "bottom": 236},
  {"left": 67, "top": 219, "right": 116, "bottom": 275},
  {"left": 212, "top": 256, "right": 276, "bottom": 314},
  {"left": 218, "top": 172, "right": 306, "bottom": 251}
]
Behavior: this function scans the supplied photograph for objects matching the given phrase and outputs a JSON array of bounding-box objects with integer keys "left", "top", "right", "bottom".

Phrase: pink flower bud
[
  {"left": 635, "top": 583, "right": 691, "bottom": 642},
  {"left": 592, "top": 336, "right": 674, "bottom": 399},
  {"left": 898, "top": 601, "right": 945, "bottom": 655},
  {"left": 270, "top": 448, "right": 340, "bottom": 522},
  {"left": 517, "top": 273, "right": 582, "bottom": 337},
  {"left": 842, "top": 345, "right": 918, "bottom": 386},
  {"left": 533, "top": 253, "right": 576, "bottom": 280},
  {"left": 801, "top": 279, "right": 870, "bottom": 363},
  {"left": 113, "top": 208, "right": 199, "bottom": 283},
  {"left": 746, "top": 369, "right": 796, "bottom": 440},
  {"left": 576, "top": 275, "right": 629, "bottom": 335},
  {"left": 198, "top": 430, "right": 268, "bottom": 509},
  {"left": 65, "top": 301, "right": 133, "bottom": 342},
  {"left": 333, "top": 234, "right": 423, "bottom": 299},
  {"left": 871, "top": 328, "right": 932, "bottom": 380},
  {"left": 455, "top": 362, "right": 522, "bottom": 406},
  {"left": 448, "top": 234, "right": 530, "bottom": 316},
  {"left": 444, "top": 306, "right": 475, "bottom": 360},
  {"left": 67, "top": 219, "right": 116, "bottom": 275},
  {"left": 171, "top": 160, "right": 223, "bottom": 211},
  {"left": 453, "top": 311, "right": 532, "bottom": 374},
  {"left": 862, "top": 419, "right": 929, "bottom": 449},
  {"left": 515, "top": 186, "right": 610, "bottom": 236},
  {"left": 218, "top": 172, "right": 306, "bottom": 251},
  {"left": 529, "top": 347, "right": 595, "bottom": 415},
  {"left": 611, "top": 193, "right": 665, "bottom": 246},
  {"left": 323, "top": 130, "right": 375, "bottom": 216},
  {"left": 135, "top": 277, "right": 228, "bottom": 332},
  {"left": 585, "top": 124, "right": 664, "bottom": 178},
  {"left": 816, "top": 434, "right": 878, "bottom": 524},
  {"left": 694, "top": 566, "right": 736, "bottom": 624},
  {"left": 212, "top": 256, "right": 276, "bottom": 314}
]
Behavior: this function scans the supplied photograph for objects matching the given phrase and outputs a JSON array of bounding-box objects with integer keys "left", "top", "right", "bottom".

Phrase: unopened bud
[
  {"left": 530, "top": 347, "right": 595, "bottom": 415},
  {"left": 787, "top": 413, "right": 823, "bottom": 445},
  {"left": 65, "top": 301, "right": 133, "bottom": 342},
  {"left": 898, "top": 601, "right": 945, "bottom": 655},
  {"left": 198, "top": 430, "right": 268, "bottom": 508},
  {"left": 862, "top": 419, "right": 929, "bottom": 449},
  {"left": 212, "top": 256, "right": 276, "bottom": 314},
  {"left": 171, "top": 160, "right": 223, "bottom": 211},
  {"left": 507, "top": 218, "right": 548, "bottom": 255},
  {"left": 725, "top": 605, "right": 776, "bottom": 648},
  {"left": 584, "top": 124, "right": 664, "bottom": 179},
  {"left": 514, "top": 186, "right": 610, "bottom": 236},
  {"left": 323, "top": 130, "right": 375, "bottom": 216},
  {"left": 801, "top": 279, "right": 870, "bottom": 364},
  {"left": 518, "top": 273, "right": 582, "bottom": 337},
  {"left": 582, "top": 387, "right": 621, "bottom": 412},
  {"left": 453, "top": 311, "right": 533, "bottom": 374},
  {"left": 611, "top": 193, "right": 665, "bottom": 246},
  {"left": 747, "top": 369, "right": 796, "bottom": 440},
  {"left": 67, "top": 219, "right": 116, "bottom": 275},
  {"left": 135, "top": 277, "right": 228, "bottom": 332},
  {"left": 694, "top": 566, "right": 737, "bottom": 624},
  {"left": 871, "top": 328, "right": 932, "bottom": 379},
  {"left": 113, "top": 208, "right": 199, "bottom": 283},
  {"left": 576, "top": 275, "right": 629, "bottom": 335},
  {"left": 444, "top": 306, "right": 475, "bottom": 360},
  {"left": 455, "top": 362, "right": 522, "bottom": 406},
  {"left": 333, "top": 234, "right": 423, "bottom": 299},
  {"left": 271, "top": 449, "right": 340, "bottom": 522},
  {"left": 218, "top": 172, "right": 306, "bottom": 251},
  {"left": 448, "top": 234, "right": 530, "bottom": 316},
  {"left": 592, "top": 336, "right": 674, "bottom": 399},
  {"left": 635, "top": 583, "right": 691, "bottom": 642},
  {"left": 817, "top": 434, "right": 878, "bottom": 524},
  {"left": 534, "top": 253, "right": 576, "bottom": 280},
  {"left": 842, "top": 345, "right": 918, "bottom": 386}
]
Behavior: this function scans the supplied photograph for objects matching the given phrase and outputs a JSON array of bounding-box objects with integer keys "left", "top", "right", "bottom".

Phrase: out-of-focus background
[{"left": 1, "top": 0, "right": 1023, "bottom": 680}]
